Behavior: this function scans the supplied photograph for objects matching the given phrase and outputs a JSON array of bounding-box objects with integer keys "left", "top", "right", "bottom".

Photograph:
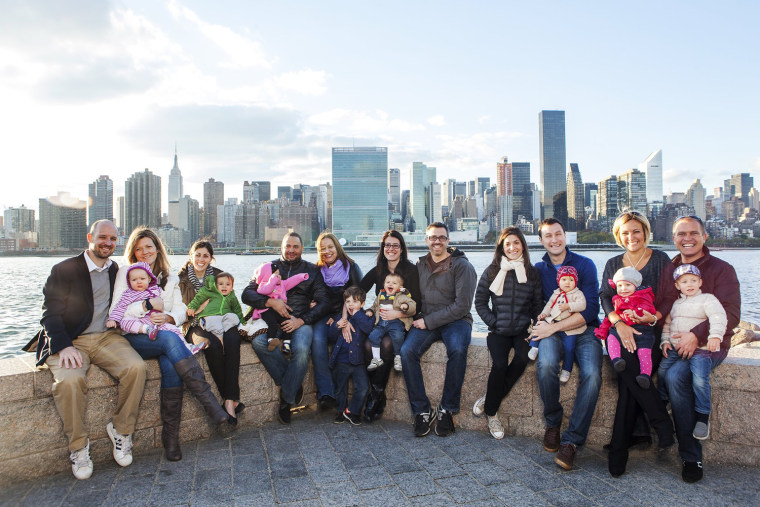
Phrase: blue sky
[{"left": 1, "top": 0, "right": 758, "bottom": 213}]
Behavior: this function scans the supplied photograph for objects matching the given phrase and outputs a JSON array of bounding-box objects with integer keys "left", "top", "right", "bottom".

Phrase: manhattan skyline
[{"left": 2, "top": 1, "right": 758, "bottom": 212}]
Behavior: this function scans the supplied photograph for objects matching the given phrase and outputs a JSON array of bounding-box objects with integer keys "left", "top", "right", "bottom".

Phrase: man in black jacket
[
  {"left": 242, "top": 232, "right": 329, "bottom": 424},
  {"left": 38, "top": 220, "right": 147, "bottom": 480}
]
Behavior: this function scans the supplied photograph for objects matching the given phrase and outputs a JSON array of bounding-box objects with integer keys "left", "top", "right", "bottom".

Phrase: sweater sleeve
[
  {"left": 661, "top": 314, "right": 673, "bottom": 348},
  {"left": 229, "top": 294, "right": 244, "bottom": 322},
  {"left": 396, "top": 292, "right": 417, "bottom": 317},
  {"left": 162, "top": 277, "right": 188, "bottom": 327},
  {"left": 530, "top": 276, "right": 545, "bottom": 321},
  {"left": 703, "top": 294, "right": 729, "bottom": 341},
  {"left": 187, "top": 286, "right": 210, "bottom": 310},
  {"left": 359, "top": 266, "right": 378, "bottom": 294},
  {"left": 575, "top": 256, "right": 600, "bottom": 324},
  {"left": 691, "top": 261, "right": 740, "bottom": 348},
  {"left": 567, "top": 290, "right": 587, "bottom": 313},
  {"left": 599, "top": 257, "right": 620, "bottom": 317}
]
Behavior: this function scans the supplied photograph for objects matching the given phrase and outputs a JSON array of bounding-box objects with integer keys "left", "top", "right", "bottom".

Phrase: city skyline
[{"left": 2, "top": 1, "right": 759, "bottom": 213}]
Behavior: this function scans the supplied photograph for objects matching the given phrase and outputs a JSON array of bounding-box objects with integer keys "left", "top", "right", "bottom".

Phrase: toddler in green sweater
[{"left": 187, "top": 272, "right": 245, "bottom": 340}]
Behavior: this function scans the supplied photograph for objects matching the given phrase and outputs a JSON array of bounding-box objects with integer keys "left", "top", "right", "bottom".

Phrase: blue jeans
[
  {"left": 332, "top": 362, "right": 369, "bottom": 415},
  {"left": 311, "top": 316, "right": 337, "bottom": 399},
  {"left": 658, "top": 351, "right": 724, "bottom": 416},
  {"left": 400, "top": 319, "right": 472, "bottom": 415},
  {"left": 530, "top": 332, "right": 577, "bottom": 372},
  {"left": 368, "top": 319, "right": 406, "bottom": 355},
  {"left": 657, "top": 351, "right": 726, "bottom": 462},
  {"left": 536, "top": 327, "right": 602, "bottom": 447},
  {"left": 125, "top": 330, "right": 192, "bottom": 388},
  {"left": 252, "top": 324, "right": 312, "bottom": 405}
]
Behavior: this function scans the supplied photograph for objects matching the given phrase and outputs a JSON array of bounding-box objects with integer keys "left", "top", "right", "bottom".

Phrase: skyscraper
[
  {"left": 168, "top": 150, "right": 183, "bottom": 226},
  {"left": 388, "top": 168, "right": 401, "bottom": 213},
  {"left": 724, "top": 173, "right": 754, "bottom": 207},
  {"left": 251, "top": 181, "right": 271, "bottom": 201},
  {"left": 566, "top": 164, "right": 584, "bottom": 231},
  {"left": 686, "top": 179, "right": 707, "bottom": 220},
  {"left": 88, "top": 175, "right": 113, "bottom": 227},
  {"left": 584, "top": 183, "right": 598, "bottom": 219},
  {"left": 496, "top": 157, "right": 511, "bottom": 196},
  {"left": 617, "top": 168, "right": 647, "bottom": 213},
  {"left": 277, "top": 186, "right": 292, "bottom": 201},
  {"left": 38, "top": 192, "right": 86, "bottom": 249},
  {"left": 639, "top": 149, "right": 663, "bottom": 204},
  {"left": 476, "top": 177, "right": 490, "bottom": 198},
  {"left": 427, "top": 182, "right": 442, "bottom": 224},
  {"left": 332, "top": 147, "right": 389, "bottom": 243},
  {"left": 203, "top": 178, "right": 224, "bottom": 239},
  {"left": 3, "top": 205, "right": 35, "bottom": 233},
  {"left": 177, "top": 195, "right": 200, "bottom": 242},
  {"left": 124, "top": 169, "right": 161, "bottom": 233},
  {"left": 597, "top": 176, "right": 619, "bottom": 230},
  {"left": 410, "top": 162, "right": 436, "bottom": 229},
  {"left": 539, "top": 110, "right": 566, "bottom": 219}
]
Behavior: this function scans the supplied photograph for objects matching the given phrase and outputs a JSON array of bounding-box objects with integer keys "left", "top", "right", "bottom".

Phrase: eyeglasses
[
  {"left": 426, "top": 235, "right": 449, "bottom": 243},
  {"left": 382, "top": 243, "right": 401, "bottom": 251},
  {"left": 617, "top": 210, "right": 643, "bottom": 219}
]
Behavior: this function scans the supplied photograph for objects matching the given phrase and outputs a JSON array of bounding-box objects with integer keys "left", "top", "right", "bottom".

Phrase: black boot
[
  {"left": 160, "top": 387, "right": 184, "bottom": 461},
  {"left": 174, "top": 356, "right": 232, "bottom": 425},
  {"left": 364, "top": 385, "right": 386, "bottom": 422}
]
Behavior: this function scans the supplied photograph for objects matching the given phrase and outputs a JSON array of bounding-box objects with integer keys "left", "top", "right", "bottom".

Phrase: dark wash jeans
[{"left": 400, "top": 319, "right": 472, "bottom": 415}]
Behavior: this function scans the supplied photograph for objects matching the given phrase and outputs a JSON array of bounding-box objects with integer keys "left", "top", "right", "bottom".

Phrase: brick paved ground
[{"left": 1, "top": 410, "right": 757, "bottom": 506}]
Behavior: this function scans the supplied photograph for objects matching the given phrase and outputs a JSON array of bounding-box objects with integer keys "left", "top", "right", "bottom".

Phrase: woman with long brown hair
[
  {"left": 177, "top": 239, "right": 243, "bottom": 423},
  {"left": 358, "top": 230, "right": 421, "bottom": 421},
  {"left": 111, "top": 227, "right": 233, "bottom": 462},
  {"left": 472, "top": 227, "right": 544, "bottom": 439}
]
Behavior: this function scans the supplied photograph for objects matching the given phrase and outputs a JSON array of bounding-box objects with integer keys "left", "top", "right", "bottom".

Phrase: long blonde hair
[
  {"left": 124, "top": 227, "right": 171, "bottom": 288},
  {"left": 316, "top": 231, "right": 354, "bottom": 267}
]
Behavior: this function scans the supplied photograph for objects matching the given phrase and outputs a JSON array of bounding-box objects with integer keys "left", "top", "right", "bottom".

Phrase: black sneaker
[
  {"left": 413, "top": 408, "right": 436, "bottom": 437},
  {"left": 277, "top": 401, "right": 291, "bottom": 424},
  {"left": 319, "top": 395, "right": 337, "bottom": 412},
  {"left": 343, "top": 410, "right": 362, "bottom": 426},
  {"left": 682, "top": 461, "right": 703, "bottom": 483},
  {"left": 333, "top": 412, "right": 345, "bottom": 424},
  {"left": 636, "top": 374, "right": 651, "bottom": 389},
  {"left": 434, "top": 406, "right": 455, "bottom": 437},
  {"left": 612, "top": 358, "right": 626, "bottom": 372}
]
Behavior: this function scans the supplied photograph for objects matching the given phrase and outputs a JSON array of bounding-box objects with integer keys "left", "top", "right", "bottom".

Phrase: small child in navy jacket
[{"left": 328, "top": 286, "right": 374, "bottom": 425}]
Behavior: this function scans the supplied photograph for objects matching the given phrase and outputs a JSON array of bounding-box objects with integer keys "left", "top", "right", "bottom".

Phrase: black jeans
[
  {"left": 192, "top": 325, "right": 241, "bottom": 401},
  {"left": 484, "top": 332, "right": 530, "bottom": 416}
]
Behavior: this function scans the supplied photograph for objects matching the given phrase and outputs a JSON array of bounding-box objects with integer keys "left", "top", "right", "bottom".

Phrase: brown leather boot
[
  {"left": 174, "top": 356, "right": 231, "bottom": 425},
  {"left": 160, "top": 387, "right": 183, "bottom": 461}
]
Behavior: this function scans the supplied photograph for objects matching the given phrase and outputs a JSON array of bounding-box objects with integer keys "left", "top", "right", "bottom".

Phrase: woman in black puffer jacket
[{"left": 473, "top": 227, "right": 544, "bottom": 439}]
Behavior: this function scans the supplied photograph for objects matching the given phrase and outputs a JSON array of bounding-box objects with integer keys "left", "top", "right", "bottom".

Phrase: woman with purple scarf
[{"left": 311, "top": 231, "right": 363, "bottom": 411}]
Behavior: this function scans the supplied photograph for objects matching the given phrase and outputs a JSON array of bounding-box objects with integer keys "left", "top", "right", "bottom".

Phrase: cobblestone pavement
[{"left": 2, "top": 411, "right": 758, "bottom": 506}]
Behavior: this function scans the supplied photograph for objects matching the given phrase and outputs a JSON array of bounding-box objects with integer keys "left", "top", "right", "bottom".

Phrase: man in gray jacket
[{"left": 400, "top": 222, "right": 477, "bottom": 437}]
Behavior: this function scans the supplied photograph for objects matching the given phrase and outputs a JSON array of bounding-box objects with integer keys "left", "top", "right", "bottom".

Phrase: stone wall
[{"left": 1, "top": 330, "right": 758, "bottom": 487}]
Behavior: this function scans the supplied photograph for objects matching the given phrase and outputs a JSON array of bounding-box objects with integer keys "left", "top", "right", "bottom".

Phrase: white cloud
[
  {"left": 167, "top": 0, "right": 272, "bottom": 69},
  {"left": 477, "top": 115, "right": 491, "bottom": 124},
  {"left": 272, "top": 69, "right": 328, "bottom": 96},
  {"left": 427, "top": 114, "right": 446, "bottom": 127},
  {"left": 308, "top": 109, "right": 425, "bottom": 135}
]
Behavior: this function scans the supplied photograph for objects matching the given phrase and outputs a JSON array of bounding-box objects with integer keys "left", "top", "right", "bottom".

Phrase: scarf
[
  {"left": 187, "top": 263, "right": 215, "bottom": 292},
  {"left": 321, "top": 259, "right": 350, "bottom": 287},
  {"left": 489, "top": 256, "right": 527, "bottom": 296}
]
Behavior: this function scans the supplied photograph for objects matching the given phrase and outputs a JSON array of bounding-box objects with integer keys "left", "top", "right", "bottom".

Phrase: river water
[{"left": 3, "top": 249, "right": 757, "bottom": 360}]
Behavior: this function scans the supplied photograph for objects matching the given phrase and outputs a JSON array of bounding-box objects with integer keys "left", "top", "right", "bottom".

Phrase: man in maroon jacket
[{"left": 655, "top": 216, "right": 740, "bottom": 483}]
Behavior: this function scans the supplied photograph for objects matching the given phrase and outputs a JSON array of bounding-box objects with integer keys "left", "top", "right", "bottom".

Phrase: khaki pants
[{"left": 46, "top": 330, "right": 147, "bottom": 452}]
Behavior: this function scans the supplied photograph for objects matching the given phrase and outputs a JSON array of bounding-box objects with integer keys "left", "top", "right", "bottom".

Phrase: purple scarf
[{"left": 321, "top": 259, "right": 350, "bottom": 287}]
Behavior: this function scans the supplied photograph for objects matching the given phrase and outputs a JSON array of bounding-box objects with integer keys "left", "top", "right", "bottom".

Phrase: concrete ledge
[{"left": 1, "top": 332, "right": 758, "bottom": 486}]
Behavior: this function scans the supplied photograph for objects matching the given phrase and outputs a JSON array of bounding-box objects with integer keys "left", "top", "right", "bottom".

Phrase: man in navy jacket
[{"left": 530, "top": 218, "right": 602, "bottom": 471}]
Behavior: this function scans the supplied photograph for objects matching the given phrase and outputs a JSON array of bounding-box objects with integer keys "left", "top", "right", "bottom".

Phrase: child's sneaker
[
  {"left": 367, "top": 357, "right": 383, "bottom": 371},
  {"left": 559, "top": 369, "right": 570, "bottom": 383},
  {"left": 636, "top": 374, "right": 651, "bottom": 389},
  {"left": 612, "top": 358, "right": 626, "bottom": 372},
  {"left": 528, "top": 347, "right": 539, "bottom": 361},
  {"left": 189, "top": 342, "right": 207, "bottom": 355},
  {"left": 343, "top": 409, "right": 362, "bottom": 426},
  {"left": 393, "top": 355, "right": 402, "bottom": 372},
  {"left": 693, "top": 421, "right": 710, "bottom": 440},
  {"left": 147, "top": 325, "right": 159, "bottom": 340},
  {"left": 267, "top": 338, "right": 282, "bottom": 351},
  {"left": 199, "top": 317, "right": 207, "bottom": 329},
  {"left": 281, "top": 340, "right": 291, "bottom": 355}
]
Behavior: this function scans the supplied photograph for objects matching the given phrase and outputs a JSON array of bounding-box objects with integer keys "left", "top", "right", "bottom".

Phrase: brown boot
[
  {"left": 543, "top": 426, "right": 560, "bottom": 452},
  {"left": 174, "top": 356, "right": 231, "bottom": 425},
  {"left": 160, "top": 387, "right": 183, "bottom": 461}
]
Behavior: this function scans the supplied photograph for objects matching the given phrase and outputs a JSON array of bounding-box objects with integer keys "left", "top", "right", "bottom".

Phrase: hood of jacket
[
  {"left": 419, "top": 247, "right": 468, "bottom": 275},
  {"left": 126, "top": 261, "right": 158, "bottom": 289}
]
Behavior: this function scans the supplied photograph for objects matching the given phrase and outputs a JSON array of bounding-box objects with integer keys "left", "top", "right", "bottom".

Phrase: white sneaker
[
  {"left": 367, "top": 357, "right": 384, "bottom": 371},
  {"left": 528, "top": 347, "right": 539, "bottom": 361},
  {"left": 70, "top": 440, "right": 93, "bottom": 480},
  {"left": 394, "top": 355, "right": 402, "bottom": 372},
  {"left": 559, "top": 370, "right": 571, "bottom": 383},
  {"left": 107, "top": 422, "right": 133, "bottom": 467},
  {"left": 488, "top": 415, "right": 505, "bottom": 440},
  {"left": 472, "top": 395, "right": 486, "bottom": 417}
]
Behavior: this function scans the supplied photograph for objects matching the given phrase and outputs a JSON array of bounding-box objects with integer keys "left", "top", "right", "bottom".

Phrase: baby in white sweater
[{"left": 658, "top": 263, "right": 727, "bottom": 441}]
